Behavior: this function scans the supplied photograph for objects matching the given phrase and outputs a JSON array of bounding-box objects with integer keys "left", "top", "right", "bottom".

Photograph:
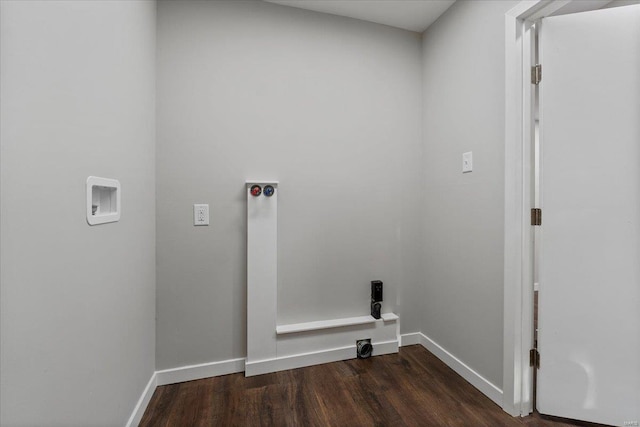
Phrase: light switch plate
[
  {"left": 194, "top": 204, "right": 209, "bottom": 226},
  {"left": 462, "top": 151, "right": 473, "bottom": 173}
]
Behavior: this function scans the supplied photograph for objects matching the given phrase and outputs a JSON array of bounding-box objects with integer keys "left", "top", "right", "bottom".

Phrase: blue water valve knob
[{"left": 263, "top": 185, "right": 275, "bottom": 197}]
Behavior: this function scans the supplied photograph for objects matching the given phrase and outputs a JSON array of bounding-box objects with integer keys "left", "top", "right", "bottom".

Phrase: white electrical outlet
[
  {"left": 462, "top": 151, "right": 473, "bottom": 173},
  {"left": 193, "top": 204, "right": 209, "bottom": 226}
]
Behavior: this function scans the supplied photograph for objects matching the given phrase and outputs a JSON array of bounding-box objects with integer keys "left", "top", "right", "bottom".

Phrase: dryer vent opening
[{"left": 356, "top": 339, "right": 372, "bottom": 359}]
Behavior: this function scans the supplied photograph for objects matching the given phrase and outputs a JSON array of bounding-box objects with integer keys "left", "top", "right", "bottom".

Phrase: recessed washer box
[{"left": 86, "top": 176, "right": 120, "bottom": 225}]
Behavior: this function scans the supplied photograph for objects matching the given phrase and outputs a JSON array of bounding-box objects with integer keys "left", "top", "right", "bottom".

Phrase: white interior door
[{"left": 538, "top": 4, "right": 640, "bottom": 426}]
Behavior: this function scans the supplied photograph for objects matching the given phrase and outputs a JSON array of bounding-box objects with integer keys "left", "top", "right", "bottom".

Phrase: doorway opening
[{"left": 504, "top": 0, "right": 640, "bottom": 422}]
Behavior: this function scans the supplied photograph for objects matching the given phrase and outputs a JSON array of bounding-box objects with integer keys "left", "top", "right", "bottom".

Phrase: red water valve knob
[{"left": 250, "top": 185, "right": 262, "bottom": 197}]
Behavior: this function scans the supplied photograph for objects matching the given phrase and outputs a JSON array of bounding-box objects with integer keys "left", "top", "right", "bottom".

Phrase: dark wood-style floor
[{"left": 140, "top": 345, "right": 606, "bottom": 427}]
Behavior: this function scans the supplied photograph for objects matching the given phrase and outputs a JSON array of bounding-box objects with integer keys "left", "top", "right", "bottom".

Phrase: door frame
[{"left": 502, "top": 0, "right": 614, "bottom": 417}]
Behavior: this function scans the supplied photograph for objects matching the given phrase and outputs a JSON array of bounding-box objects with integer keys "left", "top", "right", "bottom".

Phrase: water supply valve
[
  {"left": 263, "top": 185, "right": 275, "bottom": 197},
  {"left": 250, "top": 185, "right": 262, "bottom": 197}
]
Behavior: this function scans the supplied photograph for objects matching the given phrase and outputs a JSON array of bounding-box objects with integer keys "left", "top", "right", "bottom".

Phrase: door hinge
[
  {"left": 531, "top": 208, "right": 542, "bottom": 226},
  {"left": 529, "top": 348, "right": 540, "bottom": 369},
  {"left": 531, "top": 64, "right": 542, "bottom": 85}
]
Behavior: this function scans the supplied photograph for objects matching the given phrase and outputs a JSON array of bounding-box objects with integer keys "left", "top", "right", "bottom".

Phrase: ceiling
[{"left": 264, "top": 0, "right": 457, "bottom": 33}]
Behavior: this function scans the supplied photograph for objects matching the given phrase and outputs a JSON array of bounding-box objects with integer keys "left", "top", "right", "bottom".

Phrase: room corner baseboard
[
  {"left": 126, "top": 357, "right": 245, "bottom": 426},
  {"left": 128, "top": 334, "right": 500, "bottom": 425},
  {"left": 126, "top": 372, "right": 157, "bottom": 427},
  {"left": 155, "top": 357, "right": 246, "bottom": 386},
  {"left": 400, "top": 332, "right": 503, "bottom": 407}
]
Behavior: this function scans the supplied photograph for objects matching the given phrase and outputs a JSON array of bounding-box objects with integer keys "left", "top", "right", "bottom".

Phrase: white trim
[
  {"left": 246, "top": 179, "right": 279, "bottom": 364},
  {"left": 372, "top": 339, "right": 399, "bottom": 356},
  {"left": 127, "top": 331, "right": 499, "bottom": 424},
  {"left": 125, "top": 358, "right": 245, "bottom": 425},
  {"left": 399, "top": 332, "right": 422, "bottom": 347},
  {"left": 155, "top": 357, "right": 245, "bottom": 386},
  {"left": 276, "top": 313, "right": 398, "bottom": 335},
  {"left": 504, "top": 3, "right": 530, "bottom": 415},
  {"left": 245, "top": 339, "right": 399, "bottom": 377},
  {"left": 380, "top": 312, "right": 399, "bottom": 321},
  {"left": 519, "top": 17, "right": 536, "bottom": 418},
  {"left": 525, "top": 0, "right": 571, "bottom": 21},
  {"left": 276, "top": 315, "right": 376, "bottom": 334},
  {"left": 504, "top": 0, "right": 555, "bottom": 417},
  {"left": 125, "top": 373, "right": 157, "bottom": 427},
  {"left": 405, "top": 332, "right": 503, "bottom": 407}
]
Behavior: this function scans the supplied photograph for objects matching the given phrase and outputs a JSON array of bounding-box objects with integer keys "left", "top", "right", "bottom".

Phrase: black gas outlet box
[{"left": 371, "top": 280, "right": 383, "bottom": 303}]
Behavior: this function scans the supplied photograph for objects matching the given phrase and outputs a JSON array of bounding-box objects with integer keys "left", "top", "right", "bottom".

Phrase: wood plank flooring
[{"left": 140, "top": 345, "right": 607, "bottom": 427}]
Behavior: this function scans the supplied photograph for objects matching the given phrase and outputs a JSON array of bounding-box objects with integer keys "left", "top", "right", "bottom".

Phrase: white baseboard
[
  {"left": 372, "top": 339, "right": 399, "bottom": 356},
  {"left": 399, "top": 332, "right": 422, "bottom": 347},
  {"left": 156, "top": 357, "right": 245, "bottom": 386},
  {"left": 245, "top": 339, "right": 399, "bottom": 377},
  {"left": 125, "top": 373, "right": 157, "bottom": 427},
  {"left": 127, "top": 333, "right": 501, "bottom": 425},
  {"left": 400, "top": 332, "right": 503, "bottom": 407},
  {"left": 126, "top": 358, "right": 244, "bottom": 426}
]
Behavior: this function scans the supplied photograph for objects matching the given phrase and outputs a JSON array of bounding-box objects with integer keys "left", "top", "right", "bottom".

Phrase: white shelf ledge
[
  {"left": 381, "top": 312, "right": 399, "bottom": 321},
  {"left": 276, "top": 313, "right": 398, "bottom": 335}
]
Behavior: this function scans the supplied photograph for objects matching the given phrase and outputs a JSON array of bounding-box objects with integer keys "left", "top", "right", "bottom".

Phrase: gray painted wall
[
  {"left": 156, "top": 0, "right": 423, "bottom": 370},
  {"left": 419, "top": 0, "right": 519, "bottom": 389},
  {"left": 0, "top": 1, "right": 537, "bottom": 421},
  {"left": 0, "top": 1, "right": 156, "bottom": 425}
]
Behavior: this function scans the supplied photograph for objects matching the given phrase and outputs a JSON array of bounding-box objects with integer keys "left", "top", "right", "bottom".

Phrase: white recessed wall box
[{"left": 86, "top": 176, "right": 121, "bottom": 225}]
